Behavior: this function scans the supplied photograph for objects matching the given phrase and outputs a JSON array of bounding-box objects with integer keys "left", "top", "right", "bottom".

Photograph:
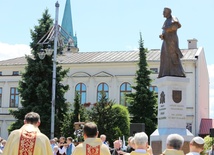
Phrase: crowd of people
[
  {"left": 50, "top": 136, "right": 76, "bottom": 155},
  {"left": 0, "top": 111, "right": 214, "bottom": 155}
]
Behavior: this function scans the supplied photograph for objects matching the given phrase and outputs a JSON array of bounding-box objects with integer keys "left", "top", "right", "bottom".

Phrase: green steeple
[{"left": 61, "top": 0, "right": 78, "bottom": 48}]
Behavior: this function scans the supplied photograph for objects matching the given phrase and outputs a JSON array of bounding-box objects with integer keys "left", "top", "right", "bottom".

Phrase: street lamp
[{"left": 37, "top": 1, "right": 77, "bottom": 139}]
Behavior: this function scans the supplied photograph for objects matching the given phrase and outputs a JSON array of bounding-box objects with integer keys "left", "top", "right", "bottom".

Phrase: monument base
[
  {"left": 150, "top": 128, "right": 193, "bottom": 155},
  {"left": 150, "top": 76, "right": 194, "bottom": 155}
]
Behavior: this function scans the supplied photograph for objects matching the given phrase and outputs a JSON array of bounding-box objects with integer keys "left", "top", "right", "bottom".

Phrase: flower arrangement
[{"left": 83, "top": 102, "right": 91, "bottom": 107}]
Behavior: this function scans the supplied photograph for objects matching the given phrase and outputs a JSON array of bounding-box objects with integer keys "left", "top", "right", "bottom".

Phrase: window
[
  {"left": 0, "top": 72, "right": 2, "bottom": 76},
  {"left": 75, "top": 83, "right": 86, "bottom": 104},
  {"left": 186, "top": 123, "right": 192, "bottom": 132},
  {"left": 12, "top": 71, "right": 19, "bottom": 76},
  {"left": 10, "top": 87, "right": 19, "bottom": 107},
  {"left": 150, "top": 68, "right": 158, "bottom": 74},
  {"left": 120, "top": 82, "right": 132, "bottom": 106},
  {"left": 0, "top": 88, "right": 2, "bottom": 107},
  {"left": 97, "top": 83, "right": 109, "bottom": 102},
  {"left": 149, "top": 86, "right": 158, "bottom": 94}
]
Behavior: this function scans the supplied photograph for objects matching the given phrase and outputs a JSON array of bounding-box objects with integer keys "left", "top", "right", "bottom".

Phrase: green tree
[
  {"left": 111, "top": 104, "right": 130, "bottom": 142},
  {"left": 203, "top": 135, "right": 213, "bottom": 154},
  {"left": 60, "top": 111, "right": 74, "bottom": 138},
  {"left": 72, "top": 92, "right": 88, "bottom": 124},
  {"left": 61, "top": 92, "right": 88, "bottom": 138},
  {"left": 9, "top": 9, "right": 69, "bottom": 138},
  {"left": 127, "top": 33, "right": 157, "bottom": 137},
  {"left": 88, "top": 92, "right": 130, "bottom": 146}
]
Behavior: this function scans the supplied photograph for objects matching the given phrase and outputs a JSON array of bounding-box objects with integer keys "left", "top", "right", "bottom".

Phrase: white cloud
[
  {"left": 125, "top": 45, "right": 138, "bottom": 51},
  {"left": 208, "top": 64, "right": 214, "bottom": 118},
  {"left": 0, "top": 42, "right": 31, "bottom": 61}
]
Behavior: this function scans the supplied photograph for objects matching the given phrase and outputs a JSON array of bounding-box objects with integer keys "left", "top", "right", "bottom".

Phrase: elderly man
[
  {"left": 72, "top": 122, "right": 110, "bottom": 155},
  {"left": 129, "top": 132, "right": 152, "bottom": 155},
  {"left": 100, "top": 134, "right": 109, "bottom": 146},
  {"left": 186, "top": 136, "right": 204, "bottom": 155},
  {"left": 162, "top": 134, "right": 184, "bottom": 155},
  {"left": 111, "top": 140, "right": 123, "bottom": 155}
]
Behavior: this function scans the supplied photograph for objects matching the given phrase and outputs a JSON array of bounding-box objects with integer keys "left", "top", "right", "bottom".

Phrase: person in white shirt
[
  {"left": 57, "top": 137, "right": 67, "bottom": 155},
  {"left": 186, "top": 136, "right": 204, "bottom": 155}
]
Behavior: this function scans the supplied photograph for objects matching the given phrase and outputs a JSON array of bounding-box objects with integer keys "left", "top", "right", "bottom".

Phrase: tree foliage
[
  {"left": 73, "top": 92, "right": 88, "bottom": 122},
  {"left": 60, "top": 92, "right": 88, "bottom": 138},
  {"left": 88, "top": 92, "right": 130, "bottom": 146},
  {"left": 127, "top": 33, "right": 157, "bottom": 137},
  {"left": 203, "top": 135, "right": 213, "bottom": 154},
  {"left": 9, "top": 9, "right": 69, "bottom": 138},
  {"left": 111, "top": 104, "right": 130, "bottom": 141}
]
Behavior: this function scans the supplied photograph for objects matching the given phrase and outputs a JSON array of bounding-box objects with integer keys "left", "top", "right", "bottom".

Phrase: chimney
[{"left": 187, "top": 38, "right": 198, "bottom": 49}]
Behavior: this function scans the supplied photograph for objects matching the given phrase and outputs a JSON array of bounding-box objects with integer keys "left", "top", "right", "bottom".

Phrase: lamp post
[
  {"left": 37, "top": 1, "right": 77, "bottom": 139},
  {"left": 50, "top": 1, "right": 59, "bottom": 139},
  {"left": 37, "top": 1, "right": 59, "bottom": 139}
]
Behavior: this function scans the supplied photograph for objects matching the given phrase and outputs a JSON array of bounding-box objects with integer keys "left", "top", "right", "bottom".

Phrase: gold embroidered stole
[
  {"left": 86, "top": 144, "right": 100, "bottom": 155},
  {"left": 18, "top": 129, "right": 37, "bottom": 155}
]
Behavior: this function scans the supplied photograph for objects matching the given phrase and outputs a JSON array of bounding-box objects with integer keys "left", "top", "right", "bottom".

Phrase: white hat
[{"left": 192, "top": 136, "right": 204, "bottom": 145}]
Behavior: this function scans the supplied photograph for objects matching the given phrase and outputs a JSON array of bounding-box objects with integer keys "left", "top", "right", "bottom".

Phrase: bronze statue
[{"left": 158, "top": 7, "right": 186, "bottom": 78}]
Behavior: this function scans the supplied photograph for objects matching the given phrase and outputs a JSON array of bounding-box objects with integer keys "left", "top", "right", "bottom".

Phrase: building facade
[
  {"left": 0, "top": 0, "right": 209, "bottom": 139},
  {"left": 0, "top": 39, "right": 209, "bottom": 139}
]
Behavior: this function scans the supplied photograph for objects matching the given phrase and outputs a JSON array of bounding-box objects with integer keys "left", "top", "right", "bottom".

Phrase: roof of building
[
  {"left": 0, "top": 49, "right": 198, "bottom": 66},
  {"left": 199, "top": 118, "right": 214, "bottom": 135}
]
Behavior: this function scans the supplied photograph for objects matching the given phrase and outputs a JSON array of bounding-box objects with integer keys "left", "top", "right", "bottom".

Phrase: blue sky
[{"left": 0, "top": 0, "right": 214, "bottom": 116}]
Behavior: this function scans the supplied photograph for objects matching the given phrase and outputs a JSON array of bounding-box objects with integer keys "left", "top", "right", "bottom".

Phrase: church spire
[{"left": 61, "top": 0, "right": 78, "bottom": 48}]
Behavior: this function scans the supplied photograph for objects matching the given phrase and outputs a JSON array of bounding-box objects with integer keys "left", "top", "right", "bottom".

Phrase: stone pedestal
[{"left": 150, "top": 77, "right": 193, "bottom": 155}]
